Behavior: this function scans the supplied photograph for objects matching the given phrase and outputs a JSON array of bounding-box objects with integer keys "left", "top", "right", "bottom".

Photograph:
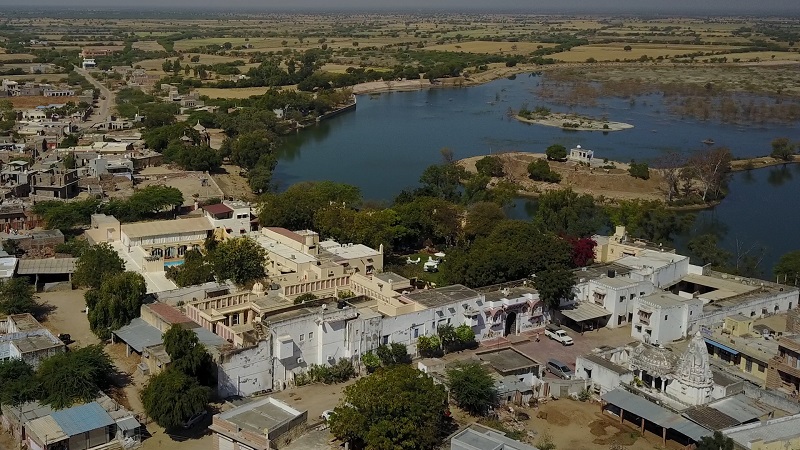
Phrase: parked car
[
  {"left": 182, "top": 410, "right": 208, "bottom": 429},
  {"left": 321, "top": 410, "right": 334, "bottom": 421},
  {"left": 544, "top": 324, "right": 574, "bottom": 346},
  {"left": 547, "top": 359, "right": 574, "bottom": 379}
]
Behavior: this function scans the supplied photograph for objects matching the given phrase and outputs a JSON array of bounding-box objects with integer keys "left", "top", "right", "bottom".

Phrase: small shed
[{"left": 724, "top": 314, "right": 754, "bottom": 337}]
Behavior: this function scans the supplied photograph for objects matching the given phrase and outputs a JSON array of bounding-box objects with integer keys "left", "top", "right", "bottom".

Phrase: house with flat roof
[
  {"left": 575, "top": 352, "right": 634, "bottom": 395},
  {"left": 210, "top": 397, "right": 307, "bottom": 450},
  {"left": 30, "top": 168, "right": 79, "bottom": 199},
  {"left": 202, "top": 201, "right": 255, "bottom": 238},
  {"left": 450, "top": 423, "right": 539, "bottom": 450},
  {"left": 572, "top": 270, "right": 656, "bottom": 330},
  {"left": 631, "top": 291, "right": 703, "bottom": 345},
  {"left": 723, "top": 412, "right": 800, "bottom": 450},
  {"left": 766, "top": 334, "right": 800, "bottom": 395},
  {"left": 0, "top": 314, "right": 65, "bottom": 369},
  {"left": 25, "top": 402, "right": 116, "bottom": 450}
]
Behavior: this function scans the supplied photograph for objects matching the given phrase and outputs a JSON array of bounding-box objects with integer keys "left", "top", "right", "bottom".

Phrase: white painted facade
[
  {"left": 575, "top": 355, "right": 634, "bottom": 394},
  {"left": 574, "top": 276, "right": 655, "bottom": 329},
  {"left": 631, "top": 292, "right": 703, "bottom": 345},
  {"left": 216, "top": 340, "right": 272, "bottom": 398},
  {"left": 618, "top": 250, "right": 690, "bottom": 289}
]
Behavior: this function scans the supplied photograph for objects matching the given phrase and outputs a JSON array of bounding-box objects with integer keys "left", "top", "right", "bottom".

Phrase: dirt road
[{"left": 74, "top": 65, "right": 115, "bottom": 126}]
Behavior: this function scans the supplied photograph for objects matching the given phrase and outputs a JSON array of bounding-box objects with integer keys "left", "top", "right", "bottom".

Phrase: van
[{"left": 547, "top": 359, "right": 573, "bottom": 379}]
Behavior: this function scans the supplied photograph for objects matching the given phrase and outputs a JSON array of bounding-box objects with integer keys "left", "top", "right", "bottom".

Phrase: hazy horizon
[{"left": 0, "top": 0, "right": 799, "bottom": 16}]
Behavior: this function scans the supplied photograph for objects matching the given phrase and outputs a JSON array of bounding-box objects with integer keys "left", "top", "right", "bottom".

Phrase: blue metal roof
[
  {"left": 704, "top": 338, "right": 739, "bottom": 355},
  {"left": 51, "top": 403, "right": 114, "bottom": 437}
]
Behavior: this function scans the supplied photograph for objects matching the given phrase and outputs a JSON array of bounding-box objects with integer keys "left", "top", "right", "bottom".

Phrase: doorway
[{"left": 504, "top": 312, "right": 517, "bottom": 336}]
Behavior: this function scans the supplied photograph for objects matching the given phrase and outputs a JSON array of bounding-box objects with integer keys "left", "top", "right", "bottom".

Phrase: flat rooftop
[
  {"left": 574, "top": 263, "right": 632, "bottom": 281},
  {"left": 121, "top": 217, "right": 212, "bottom": 239},
  {"left": 319, "top": 240, "right": 380, "bottom": 259},
  {"left": 617, "top": 250, "right": 688, "bottom": 271},
  {"left": 475, "top": 348, "right": 539, "bottom": 374},
  {"left": 592, "top": 275, "right": 641, "bottom": 289},
  {"left": 641, "top": 291, "right": 691, "bottom": 308},
  {"left": 217, "top": 397, "right": 303, "bottom": 436},
  {"left": 255, "top": 234, "right": 317, "bottom": 265},
  {"left": 482, "top": 286, "right": 538, "bottom": 302},
  {"left": 724, "top": 414, "right": 800, "bottom": 446},
  {"left": 402, "top": 284, "right": 480, "bottom": 308},
  {"left": 580, "top": 353, "right": 631, "bottom": 375}
]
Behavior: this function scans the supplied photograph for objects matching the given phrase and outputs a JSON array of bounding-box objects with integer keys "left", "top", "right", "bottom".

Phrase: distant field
[
  {"left": 2, "top": 74, "right": 66, "bottom": 82},
  {"left": 321, "top": 63, "right": 390, "bottom": 73},
  {"left": 10, "top": 96, "right": 81, "bottom": 108},
  {"left": 132, "top": 41, "right": 165, "bottom": 52},
  {"left": 550, "top": 43, "right": 744, "bottom": 62},
  {"left": 0, "top": 53, "right": 36, "bottom": 61},
  {"left": 197, "top": 86, "right": 296, "bottom": 99},
  {"left": 424, "top": 41, "right": 558, "bottom": 54}
]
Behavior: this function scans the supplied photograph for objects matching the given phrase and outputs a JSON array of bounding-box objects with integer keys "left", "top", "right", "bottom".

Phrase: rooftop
[
  {"left": 476, "top": 348, "right": 540, "bottom": 375},
  {"left": 450, "top": 423, "right": 539, "bottom": 450},
  {"left": 617, "top": 250, "right": 688, "bottom": 272},
  {"left": 121, "top": 217, "right": 212, "bottom": 239},
  {"left": 580, "top": 353, "right": 631, "bottom": 375},
  {"left": 601, "top": 389, "right": 711, "bottom": 442},
  {"left": 16, "top": 258, "right": 76, "bottom": 275},
  {"left": 8, "top": 313, "right": 42, "bottom": 332},
  {"left": 319, "top": 241, "right": 381, "bottom": 259},
  {"left": 113, "top": 317, "right": 224, "bottom": 353},
  {"left": 264, "top": 227, "right": 303, "bottom": 244},
  {"left": 203, "top": 203, "right": 233, "bottom": 216},
  {"left": 51, "top": 402, "right": 114, "bottom": 437},
  {"left": 402, "top": 284, "right": 480, "bottom": 308},
  {"left": 574, "top": 263, "right": 632, "bottom": 281},
  {"left": 592, "top": 275, "right": 641, "bottom": 289},
  {"left": 483, "top": 286, "right": 538, "bottom": 303},
  {"left": 217, "top": 397, "right": 304, "bottom": 436},
  {"left": 373, "top": 271, "right": 410, "bottom": 285},
  {"left": 682, "top": 406, "right": 741, "bottom": 431},
  {"left": 144, "top": 302, "right": 193, "bottom": 325},
  {"left": 724, "top": 413, "right": 800, "bottom": 447},
  {"left": 255, "top": 234, "right": 317, "bottom": 265},
  {"left": 640, "top": 291, "right": 691, "bottom": 308},
  {"left": 561, "top": 301, "right": 612, "bottom": 322}
]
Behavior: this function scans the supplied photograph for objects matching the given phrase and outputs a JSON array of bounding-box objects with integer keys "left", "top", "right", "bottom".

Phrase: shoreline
[{"left": 513, "top": 113, "right": 633, "bottom": 132}]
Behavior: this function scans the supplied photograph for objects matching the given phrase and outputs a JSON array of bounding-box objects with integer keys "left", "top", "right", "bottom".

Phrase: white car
[
  {"left": 320, "top": 410, "right": 334, "bottom": 421},
  {"left": 182, "top": 410, "right": 208, "bottom": 429}
]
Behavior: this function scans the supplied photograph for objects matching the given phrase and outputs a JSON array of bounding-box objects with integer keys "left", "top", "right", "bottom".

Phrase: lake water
[{"left": 274, "top": 74, "right": 800, "bottom": 272}]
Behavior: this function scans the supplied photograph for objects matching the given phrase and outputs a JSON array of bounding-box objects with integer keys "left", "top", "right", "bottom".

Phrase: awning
[
  {"left": 704, "top": 339, "right": 739, "bottom": 355},
  {"left": 116, "top": 416, "right": 140, "bottom": 431},
  {"left": 561, "top": 302, "right": 612, "bottom": 322}
]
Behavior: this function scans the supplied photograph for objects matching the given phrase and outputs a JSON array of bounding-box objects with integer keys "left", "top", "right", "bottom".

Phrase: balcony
[{"left": 772, "top": 355, "right": 800, "bottom": 379}]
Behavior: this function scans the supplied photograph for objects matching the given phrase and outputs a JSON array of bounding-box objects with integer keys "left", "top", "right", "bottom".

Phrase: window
[
  {"left": 640, "top": 292, "right": 645, "bottom": 296},
  {"left": 745, "top": 359, "right": 753, "bottom": 372},
  {"left": 750, "top": 311, "right": 756, "bottom": 317},
  {"left": 413, "top": 328, "right": 419, "bottom": 338},
  {"left": 635, "top": 325, "right": 642, "bottom": 332},
  {"left": 619, "top": 296, "right": 624, "bottom": 303},
  {"left": 300, "top": 334, "right": 304, "bottom": 341},
  {"left": 382, "top": 335, "right": 389, "bottom": 345},
  {"left": 757, "top": 364, "right": 765, "bottom": 373},
  {"left": 309, "top": 332, "right": 314, "bottom": 340},
  {"left": 664, "top": 315, "right": 668, "bottom": 321}
]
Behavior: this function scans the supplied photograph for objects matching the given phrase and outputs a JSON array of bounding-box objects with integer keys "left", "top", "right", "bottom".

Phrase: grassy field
[
  {"left": 196, "top": 86, "right": 297, "bottom": 98},
  {"left": 549, "top": 43, "right": 747, "bottom": 62},
  {"left": 132, "top": 40, "right": 165, "bottom": 52},
  {"left": 424, "top": 41, "right": 558, "bottom": 54}
]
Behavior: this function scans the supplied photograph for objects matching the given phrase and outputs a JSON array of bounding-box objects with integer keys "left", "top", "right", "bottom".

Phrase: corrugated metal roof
[
  {"left": 116, "top": 416, "right": 140, "bottom": 431},
  {"left": 112, "top": 317, "right": 163, "bottom": 353},
  {"left": 27, "top": 415, "right": 67, "bottom": 444},
  {"left": 561, "top": 301, "right": 612, "bottom": 322},
  {"left": 17, "top": 258, "right": 77, "bottom": 275},
  {"left": 601, "top": 389, "right": 712, "bottom": 442},
  {"left": 51, "top": 402, "right": 114, "bottom": 436}
]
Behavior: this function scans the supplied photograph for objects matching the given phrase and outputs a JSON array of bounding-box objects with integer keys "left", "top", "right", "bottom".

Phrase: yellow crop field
[
  {"left": 196, "top": 86, "right": 297, "bottom": 99},
  {"left": 132, "top": 41, "right": 165, "bottom": 52},
  {"left": 549, "top": 44, "right": 744, "bottom": 62}
]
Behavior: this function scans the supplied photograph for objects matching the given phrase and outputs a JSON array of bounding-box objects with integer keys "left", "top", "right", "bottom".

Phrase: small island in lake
[{"left": 514, "top": 106, "right": 633, "bottom": 132}]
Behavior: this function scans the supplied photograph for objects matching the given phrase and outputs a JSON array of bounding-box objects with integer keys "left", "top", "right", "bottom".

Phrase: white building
[
  {"left": 575, "top": 353, "right": 634, "bottom": 394},
  {"left": 568, "top": 145, "right": 594, "bottom": 164},
  {"left": 665, "top": 332, "right": 713, "bottom": 406},
  {"left": 202, "top": 201, "right": 255, "bottom": 238},
  {"left": 631, "top": 291, "right": 702, "bottom": 345},
  {"left": 616, "top": 249, "right": 690, "bottom": 289},
  {"left": 573, "top": 271, "right": 655, "bottom": 329}
]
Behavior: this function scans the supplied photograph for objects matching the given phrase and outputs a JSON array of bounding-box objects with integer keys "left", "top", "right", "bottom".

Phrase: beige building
[
  {"left": 594, "top": 226, "right": 676, "bottom": 263},
  {"left": 210, "top": 397, "right": 306, "bottom": 450},
  {"left": 252, "top": 227, "right": 383, "bottom": 299}
]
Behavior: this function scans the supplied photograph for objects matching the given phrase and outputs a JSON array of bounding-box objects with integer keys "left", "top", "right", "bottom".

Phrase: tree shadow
[
  {"left": 31, "top": 300, "right": 57, "bottom": 322},
  {"left": 110, "top": 369, "right": 133, "bottom": 389}
]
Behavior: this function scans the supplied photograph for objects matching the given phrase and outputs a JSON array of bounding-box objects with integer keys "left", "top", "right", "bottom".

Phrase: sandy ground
[
  {"left": 38, "top": 288, "right": 100, "bottom": 347},
  {"left": 730, "top": 155, "right": 800, "bottom": 172},
  {"left": 133, "top": 167, "right": 225, "bottom": 206},
  {"left": 211, "top": 164, "right": 253, "bottom": 200},
  {"left": 459, "top": 152, "right": 665, "bottom": 202},
  {"left": 9, "top": 95, "right": 82, "bottom": 109},
  {"left": 271, "top": 378, "right": 358, "bottom": 421},
  {"left": 515, "top": 113, "right": 633, "bottom": 131}
]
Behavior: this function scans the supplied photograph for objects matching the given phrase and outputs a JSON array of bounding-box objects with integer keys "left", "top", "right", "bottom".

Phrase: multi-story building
[
  {"left": 631, "top": 292, "right": 703, "bottom": 345},
  {"left": 202, "top": 201, "right": 256, "bottom": 238},
  {"left": 30, "top": 168, "right": 79, "bottom": 199},
  {"left": 766, "top": 335, "right": 800, "bottom": 394}
]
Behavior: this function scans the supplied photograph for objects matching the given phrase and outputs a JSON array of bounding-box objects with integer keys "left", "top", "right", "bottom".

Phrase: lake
[{"left": 274, "top": 74, "right": 800, "bottom": 272}]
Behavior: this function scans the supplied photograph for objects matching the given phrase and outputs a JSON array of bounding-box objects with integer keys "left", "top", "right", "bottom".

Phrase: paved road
[{"left": 74, "top": 65, "right": 114, "bottom": 127}]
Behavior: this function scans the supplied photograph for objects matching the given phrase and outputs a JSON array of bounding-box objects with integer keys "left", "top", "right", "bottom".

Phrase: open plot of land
[
  {"left": 550, "top": 43, "right": 743, "bottom": 62},
  {"left": 9, "top": 95, "right": 82, "bottom": 108},
  {"left": 424, "top": 41, "right": 558, "bottom": 53},
  {"left": 38, "top": 288, "right": 99, "bottom": 348},
  {"left": 132, "top": 40, "right": 165, "bottom": 52},
  {"left": 196, "top": 86, "right": 294, "bottom": 98}
]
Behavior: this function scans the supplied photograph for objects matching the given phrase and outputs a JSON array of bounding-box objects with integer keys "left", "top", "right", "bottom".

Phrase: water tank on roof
[{"left": 608, "top": 270, "right": 616, "bottom": 278}]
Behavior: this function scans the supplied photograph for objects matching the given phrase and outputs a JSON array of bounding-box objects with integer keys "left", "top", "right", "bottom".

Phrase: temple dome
[
  {"left": 251, "top": 281, "right": 265, "bottom": 296},
  {"left": 629, "top": 343, "right": 678, "bottom": 378}
]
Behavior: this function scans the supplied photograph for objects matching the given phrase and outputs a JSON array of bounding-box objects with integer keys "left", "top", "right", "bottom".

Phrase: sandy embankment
[{"left": 514, "top": 114, "right": 633, "bottom": 132}]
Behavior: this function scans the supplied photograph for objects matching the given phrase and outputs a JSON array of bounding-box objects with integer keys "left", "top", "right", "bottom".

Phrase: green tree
[
  {"left": 163, "top": 324, "right": 215, "bottom": 386},
  {"left": 534, "top": 189, "right": 606, "bottom": 238},
  {"left": 211, "top": 237, "right": 267, "bottom": 285},
  {"left": 527, "top": 159, "right": 561, "bottom": 183},
  {"left": 771, "top": 137, "right": 796, "bottom": 161},
  {"left": 230, "top": 129, "right": 277, "bottom": 171},
  {"left": 37, "top": 345, "right": 114, "bottom": 409},
  {"left": 0, "top": 99, "right": 15, "bottom": 132},
  {"left": 0, "top": 359, "right": 39, "bottom": 407},
  {"left": 437, "top": 323, "right": 458, "bottom": 353},
  {"left": 63, "top": 152, "right": 76, "bottom": 169},
  {"left": 628, "top": 161, "right": 650, "bottom": 180},
  {"left": 695, "top": 431, "right": 734, "bottom": 450},
  {"left": 545, "top": 144, "right": 568, "bottom": 161},
  {"left": 329, "top": 365, "right": 448, "bottom": 450},
  {"left": 86, "top": 272, "right": 147, "bottom": 339},
  {"left": 360, "top": 351, "right": 381, "bottom": 373},
  {"left": 774, "top": 250, "right": 800, "bottom": 285},
  {"left": 73, "top": 243, "right": 125, "bottom": 289},
  {"left": 419, "top": 163, "right": 468, "bottom": 202},
  {"left": 0, "top": 278, "right": 37, "bottom": 315},
  {"left": 416, "top": 335, "right": 442, "bottom": 357},
  {"left": 475, "top": 156, "right": 504, "bottom": 177},
  {"left": 455, "top": 324, "right": 476, "bottom": 348},
  {"left": 375, "top": 343, "right": 410, "bottom": 366},
  {"left": 259, "top": 181, "right": 362, "bottom": 230},
  {"left": 166, "top": 250, "right": 214, "bottom": 287},
  {"left": 606, "top": 199, "right": 693, "bottom": 244},
  {"left": 293, "top": 293, "right": 318, "bottom": 304},
  {"left": 535, "top": 266, "right": 576, "bottom": 310},
  {"left": 465, "top": 202, "right": 506, "bottom": 238},
  {"left": 33, "top": 198, "right": 101, "bottom": 230},
  {"left": 446, "top": 361, "right": 498, "bottom": 416},
  {"left": 141, "top": 369, "right": 210, "bottom": 429},
  {"left": 688, "top": 234, "right": 732, "bottom": 268}
]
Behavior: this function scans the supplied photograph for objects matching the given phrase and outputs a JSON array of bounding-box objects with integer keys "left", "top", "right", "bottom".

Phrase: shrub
[
  {"left": 527, "top": 159, "right": 561, "bottom": 183},
  {"left": 628, "top": 161, "right": 650, "bottom": 180},
  {"left": 545, "top": 144, "right": 567, "bottom": 161},
  {"left": 361, "top": 351, "right": 381, "bottom": 373},
  {"left": 475, "top": 156, "right": 504, "bottom": 177},
  {"left": 294, "top": 293, "right": 318, "bottom": 304}
]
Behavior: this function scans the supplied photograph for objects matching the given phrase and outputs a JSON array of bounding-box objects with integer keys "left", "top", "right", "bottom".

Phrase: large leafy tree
[
  {"left": 696, "top": 431, "right": 734, "bottom": 450},
  {"left": 163, "top": 324, "right": 215, "bottom": 386},
  {"left": 418, "top": 163, "right": 467, "bottom": 202},
  {"left": 37, "top": 345, "right": 114, "bottom": 409},
  {"left": 0, "top": 278, "right": 37, "bottom": 315},
  {"left": 393, "top": 196, "right": 462, "bottom": 248},
  {"left": 32, "top": 198, "right": 101, "bottom": 230},
  {"left": 141, "top": 369, "right": 211, "bottom": 429},
  {"left": 166, "top": 249, "right": 214, "bottom": 287},
  {"left": 464, "top": 202, "right": 506, "bottom": 239},
  {"left": 545, "top": 144, "right": 568, "bottom": 161},
  {"left": 607, "top": 199, "right": 693, "bottom": 244},
  {"left": 0, "top": 359, "right": 39, "bottom": 407},
  {"left": 86, "top": 272, "right": 147, "bottom": 339},
  {"left": 535, "top": 266, "right": 576, "bottom": 310},
  {"left": 210, "top": 237, "right": 267, "bottom": 285},
  {"left": 258, "top": 181, "right": 362, "bottom": 230},
  {"left": 446, "top": 362, "right": 498, "bottom": 416},
  {"left": 474, "top": 156, "right": 504, "bottom": 177},
  {"left": 73, "top": 243, "right": 125, "bottom": 289},
  {"left": 329, "top": 365, "right": 448, "bottom": 450},
  {"left": 534, "top": 189, "right": 605, "bottom": 238},
  {"left": 229, "top": 129, "right": 277, "bottom": 171},
  {"left": 770, "top": 137, "right": 796, "bottom": 161},
  {"left": 688, "top": 234, "right": 732, "bottom": 269},
  {"left": 775, "top": 250, "right": 800, "bottom": 285}
]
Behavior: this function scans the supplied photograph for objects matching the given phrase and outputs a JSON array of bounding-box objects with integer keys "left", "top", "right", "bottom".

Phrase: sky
[{"left": 1, "top": 0, "right": 799, "bottom": 15}]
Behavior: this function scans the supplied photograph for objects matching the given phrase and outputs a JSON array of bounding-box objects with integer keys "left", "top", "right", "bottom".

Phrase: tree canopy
[
  {"left": 165, "top": 249, "right": 215, "bottom": 287},
  {"left": 258, "top": 181, "right": 361, "bottom": 230},
  {"left": 446, "top": 362, "right": 498, "bottom": 416},
  {"left": 775, "top": 250, "right": 800, "bottom": 285},
  {"left": 37, "top": 345, "right": 114, "bottom": 409},
  {"left": 695, "top": 431, "right": 734, "bottom": 450},
  {"left": 141, "top": 369, "right": 211, "bottom": 429},
  {"left": 86, "top": 272, "right": 147, "bottom": 339},
  {"left": 535, "top": 266, "right": 576, "bottom": 310},
  {"left": 527, "top": 159, "right": 561, "bottom": 183},
  {"left": 163, "top": 324, "right": 216, "bottom": 386},
  {"left": 329, "top": 365, "right": 448, "bottom": 450},
  {"left": 73, "top": 243, "right": 126, "bottom": 289},
  {"left": 475, "top": 156, "right": 504, "bottom": 177},
  {"left": 210, "top": 237, "right": 267, "bottom": 285},
  {"left": 0, "top": 278, "right": 37, "bottom": 316},
  {"left": 770, "top": 137, "right": 796, "bottom": 161},
  {"left": 534, "top": 189, "right": 605, "bottom": 238},
  {"left": 0, "top": 359, "right": 39, "bottom": 407},
  {"left": 545, "top": 144, "right": 567, "bottom": 161}
]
